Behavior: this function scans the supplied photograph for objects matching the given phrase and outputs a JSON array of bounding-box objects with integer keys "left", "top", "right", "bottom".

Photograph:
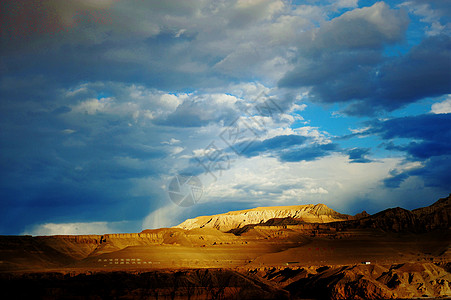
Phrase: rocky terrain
[
  {"left": 0, "top": 194, "right": 450, "bottom": 299},
  {"left": 0, "top": 268, "right": 291, "bottom": 300},
  {"left": 1, "top": 262, "right": 449, "bottom": 299},
  {"left": 247, "top": 262, "right": 451, "bottom": 300}
]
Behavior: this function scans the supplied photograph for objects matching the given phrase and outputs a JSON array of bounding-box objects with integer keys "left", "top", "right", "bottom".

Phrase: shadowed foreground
[{"left": 1, "top": 262, "right": 450, "bottom": 300}]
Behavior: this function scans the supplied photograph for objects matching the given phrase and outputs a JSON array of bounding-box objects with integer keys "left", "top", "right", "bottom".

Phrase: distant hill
[
  {"left": 173, "top": 203, "right": 353, "bottom": 232},
  {"left": 341, "top": 193, "right": 451, "bottom": 233}
]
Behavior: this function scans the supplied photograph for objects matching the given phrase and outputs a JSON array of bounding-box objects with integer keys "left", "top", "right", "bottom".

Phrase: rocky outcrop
[
  {"left": 412, "top": 193, "right": 451, "bottom": 230},
  {"left": 352, "top": 207, "right": 419, "bottom": 232},
  {"left": 326, "top": 263, "right": 451, "bottom": 299},
  {"left": 353, "top": 210, "right": 370, "bottom": 219},
  {"left": 337, "top": 194, "right": 451, "bottom": 233},
  {"left": 174, "top": 204, "right": 351, "bottom": 232}
]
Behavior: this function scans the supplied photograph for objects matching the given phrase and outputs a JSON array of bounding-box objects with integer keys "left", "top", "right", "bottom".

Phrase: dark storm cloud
[
  {"left": 347, "top": 148, "right": 372, "bottom": 163},
  {"left": 279, "top": 143, "right": 339, "bottom": 162},
  {"left": 223, "top": 134, "right": 338, "bottom": 163},
  {"left": 240, "top": 135, "right": 307, "bottom": 157},
  {"left": 0, "top": 1, "right": 203, "bottom": 89},
  {"left": 364, "top": 113, "right": 451, "bottom": 189},
  {"left": 383, "top": 155, "right": 451, "bottom": 189},
  {"left": 383, "top": 170, "right": 410, "bottom": 188},
  {"left": 352, "top": 35, "right": 451, "bottom": 114},
  {"left": 385, "top": 141, "right": 451, "bottom": 160},
  {"left": 370, "top": 113, "right": 451, "bottom": 159},
  {"left": 0, "top": 0, "right": 290, "bottom": 90},
  {"left": 411, "top": 155, "right": 451, "bottom": 189},
  {"left": 0, "top": 183, "right": 153, "bottom": 235},
  {"left": 283, "top": 34, "right": 451, "bottom": 116},
  {"left": 0, "top": 92, "right": 168, "bottom": 234},
  {"left": 279, "top": 49, "right": 382, "bottom": 102},
  {"left": 279, "top": 2, "right": 451, "bottom": 116},
  {"left": 1, "top": 37, "right": 207, "bottom": 90}
]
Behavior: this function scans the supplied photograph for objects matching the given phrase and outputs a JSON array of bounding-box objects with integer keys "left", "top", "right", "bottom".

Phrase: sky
[{"left": 0, "top": 0, "right": 450, "bottom": 236}]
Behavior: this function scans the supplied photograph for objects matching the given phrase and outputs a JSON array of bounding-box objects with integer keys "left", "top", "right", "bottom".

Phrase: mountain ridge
[
  {"left": 173, "top": 203, "right": 353, "bottom": 232},
  {"left": 174, "top": 194, "right": 451, "bottom": 235}
]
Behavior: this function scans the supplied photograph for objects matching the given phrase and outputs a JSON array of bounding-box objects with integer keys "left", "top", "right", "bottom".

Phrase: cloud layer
[{"left": 1, "top": 0, "right": 450, "bottom": 234}]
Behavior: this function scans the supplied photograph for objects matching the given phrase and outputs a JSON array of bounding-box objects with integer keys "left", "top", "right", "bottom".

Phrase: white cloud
[
  {"left": 289, "top": 103, "right": 307, "bottom": 113},
  {"left": 72, "top": 97, "right": 114, "bottom": 115},
  {"left": 295, "top": 126, "right": 331, "bottom": 144},
  {"left": 162, "top": 138, "right": 181, "bottom": 145},
  {"left": 400, "top": 1, "right": 450, "bottom": 36},
  {"left": 64, "top": 85, "right": 89, "bottom": 97},
  {"left": 61, "top": 129, "right": 76, "bottom": 134},
  {"left": 64, "top": 83, "right": 191, "bottom": 126},
  {"left": 280, "top": 187, "right": 329, "bottom": 201},
  {"left": 234, "top": 0, "right": 284, "bottom": 20},
  {"left": 159, "top": 93, "right": 184, "bottom": 111},
  {"left": 431, "top": 95, "right": 451, "bottom": 114},
  {"left": 349, "top": 126, "right": 371, "bottom": 134},
  {"left": 175, "top": 28, "right": 187, "bottom": 38},
  {"left": 335, "top": 0, "right": 358, "bottom": 9},
  {"left": 160, "top": 93, "right": 243, "bottom": 127},
  {"left": 170, "top": 146, "right": 185, "bottom": 155},
  {"left": 24, "top": 221, "right": 128, "bottom": 236},
  {"left": 172, "top": 154, "right": 403, "bottom": 214}
]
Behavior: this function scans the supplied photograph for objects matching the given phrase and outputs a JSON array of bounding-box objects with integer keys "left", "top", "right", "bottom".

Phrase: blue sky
[{"left": 0, "top": 0, "right": 450, "bottom": 235}]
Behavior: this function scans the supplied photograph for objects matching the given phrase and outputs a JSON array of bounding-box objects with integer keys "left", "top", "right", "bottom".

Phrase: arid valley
[{"left": 1, "top": 194, "right": 450, "bottom": 299}]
